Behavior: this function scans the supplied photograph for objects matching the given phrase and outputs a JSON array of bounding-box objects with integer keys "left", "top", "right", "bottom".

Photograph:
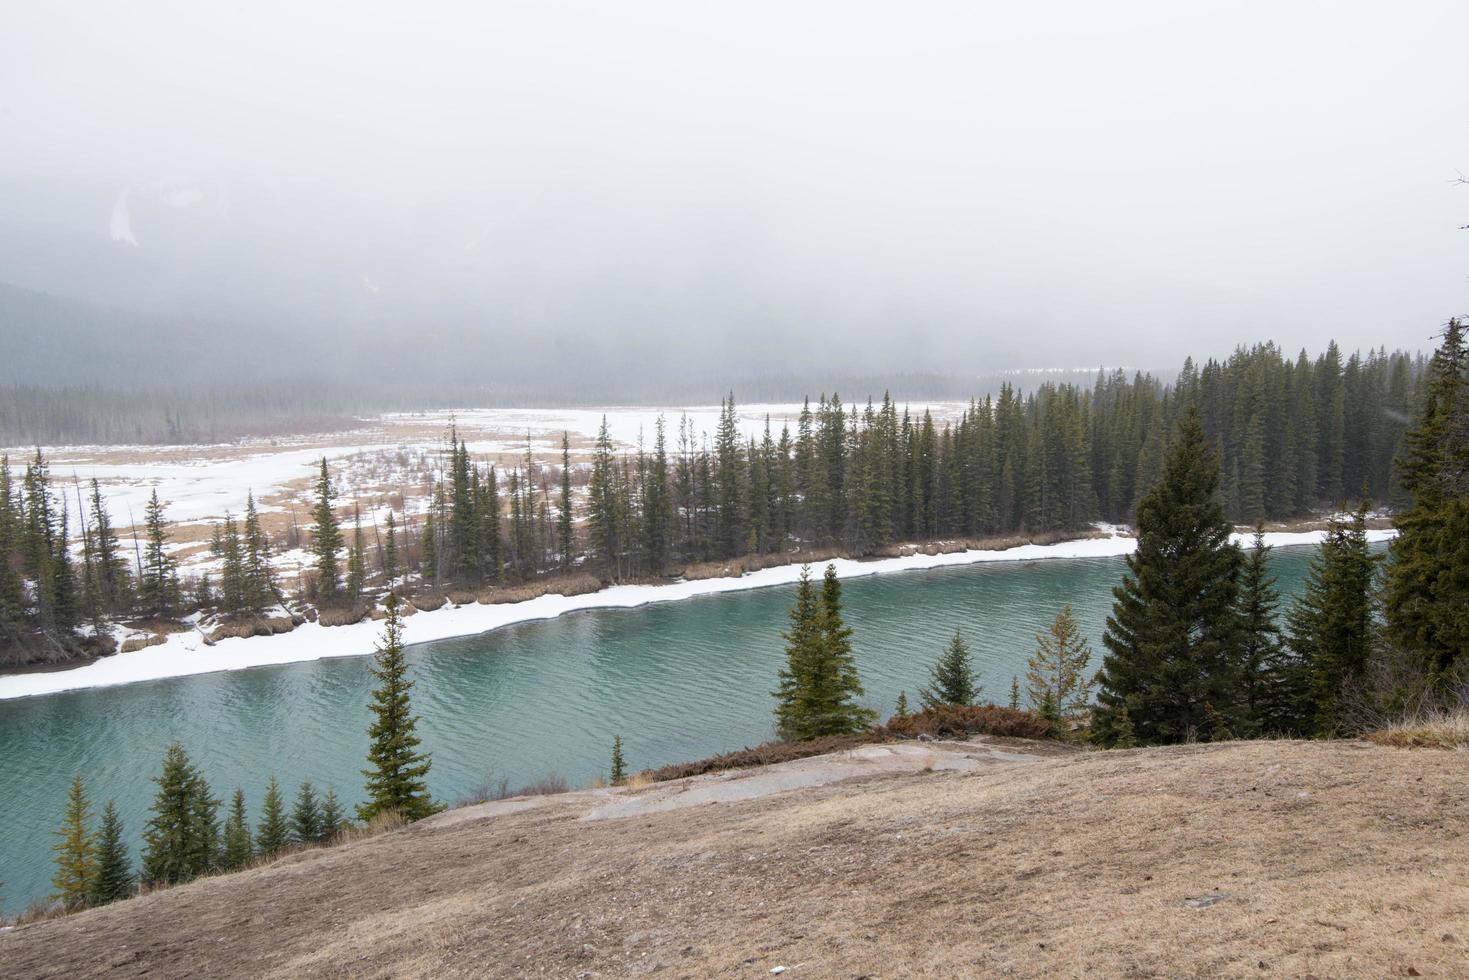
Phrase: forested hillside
[{"left": 0, "top": 336, "right": 1421, "bottom": 666}]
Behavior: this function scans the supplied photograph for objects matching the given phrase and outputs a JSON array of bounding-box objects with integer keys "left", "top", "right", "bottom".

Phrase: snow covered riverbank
[{"left": 0, "top": 528, "right": 1396, "bottom": 701}]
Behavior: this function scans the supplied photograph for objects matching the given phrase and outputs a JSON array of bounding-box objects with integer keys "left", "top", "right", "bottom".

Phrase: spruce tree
[
  {"left": 1008, "top": 676, "right": 1021, "bottom": 711},
  {"left": 894, "top": 690, "right": 910, "bottom": 718},
  {"left": 774, "top": 565, "right": 824, "bottom": 741},
  {"left": 255, "top": 776, "right": 289, "bottom": 857},
  {"left": 610, "top": 735, "right": 626, "bottom": 785},
  {"left": 51, "top": 774, "right": 96, "bottom": 910},
  {"left": 1385, "top": 319, "right": 1469, "bottom": 681},
  {"left": 382, "top": 511, "right": 400, "bottom": 593},
  {"left": 310, "top": 458, "right": 343, "bottom": 603},
  {"left": 1286, "top": 502, "right": 1381, "bottom": 734},
  {"left": 559, "top": 432, "right": 575, "bottom": 569},
  {"left": 242, "top": 491, "right": 274, "bottom": 612},
  {"left": 359, "top": 594, "right": 438, "bottom": 822},
  {"left": 346, "top": 505, "right": 367, "bottom": 605},
  {"left": 140, "top": 743, "right": 218, "bottom": 886},
  {"left": 221, "top": 788, "right": 253, "bottom": 870},
  {"left": 290, "top": 781, "right": 322, "bottom": 844},
  {"left": 140, "top": 489, "right": 176, "bottom": 619},
  {"left": 1026, "top": 606, "right": 1094, "bottom": 718},
  {"left": 810, "top": 564, "right": 877, "bottom": 734},
  {"left": 89, "top": 800, "right": 132, "bottom": 906},
  {"left": 319, "top": 787, "right": 345, "bottom": 842},
  {"left": 919, "top": 629, "right": 981, "bottom": 709},
  {"left": 1094, "top": 404, "right": 1244, "bottom": 745},
  {"left": 1238, "top": 527, "right": 1288, "bottom": 734}
]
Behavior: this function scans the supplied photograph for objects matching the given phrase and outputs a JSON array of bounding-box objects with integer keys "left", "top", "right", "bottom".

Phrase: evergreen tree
[
  {"left": 221, "top": 788, "right": 253, "bottom": 870},
  {"left": 894, "top": 690, "right": 910, "bottom": 718},
  {"left": 255, "top": 776, "right": 289, "bottom": 858},
  {"left": 51, "top": 774, "right": 95, "bottom": 910},
  {"left": 290, "top": 781, "right": 323, "bottom": 844},
  {"left": 774, "top": 566, "right": 881, "bottom": 739},
  {"left": 319, "top": 787, "right": 345, "bottom": 842},
  {"left": 559, "top": 432, "right": 574, "bottom": 569},
  {"left": 1237, "top": 527, "right": 1290, "bottom": 734},
  {"left": 140, "top": 489, "right": 176, "bottom": 619},
  {"left": 1385, "top": 319, "right": 1469, "bottom": 681},
  {"left": 89, "top": 800, "right": 132, "bottom": 906},
  {"left": 241, "top": 492, "right": 274, "bottom": 612},
  {"left": 586, "top": 417, "right": 620, "bottom": 579},
  {"left": 421, "top": 510, "right": 439, "bottom": 588},
  {"left": 346, "top": 505, "right": 367, "bottom": 604},
  {"left": 1009, "top": 675, "right": 1021, "bottom": 711},
  {"left": 359, "top": 594, "right": 438, "bottom": 822},
  {"left": 1094, "top": 405, "right": 1244, "bottom": 745},
  {"left": 610, "top": 735, "right": 626, "bottom": 785},
  {"left": 1286, "top": 502, "right": 1381, "bottom": 734},
  {"left": 382, "top": 511, "right": 400, "bottom": 592},
  {"left": 217, "top": 512, "right": 245, "bottom": 614},
  {"left": 1026, "top": 606, "right": 1095, "bottom": 717},
  {"left": 140, "top": 743, "right": 219, "bottom": 886},
  {"left": 919, "top": 629, "right": 981, "bottom": 709},
  {"left": 310, "top": 458, "right": 343, "bottom": 603}
]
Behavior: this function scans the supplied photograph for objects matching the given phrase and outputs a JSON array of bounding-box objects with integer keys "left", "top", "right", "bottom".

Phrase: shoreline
[{"left": 0, "top": 528, "right": 1396, "bottom": 702}]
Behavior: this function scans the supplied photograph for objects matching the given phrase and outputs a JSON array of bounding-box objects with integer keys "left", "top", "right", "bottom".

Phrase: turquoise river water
[{"left": 0, "top": 546, "right": 1335, "bottom": 915}]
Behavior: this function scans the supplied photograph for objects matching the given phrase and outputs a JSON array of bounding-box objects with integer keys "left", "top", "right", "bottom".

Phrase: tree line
[{"left": 0, "top": 338, "right": 1428, "bottom": 665}]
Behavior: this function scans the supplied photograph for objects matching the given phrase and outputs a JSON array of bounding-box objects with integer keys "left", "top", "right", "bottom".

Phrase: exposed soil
[{"left": 5, "top": 738, "right": 1463, "bottom": 979}]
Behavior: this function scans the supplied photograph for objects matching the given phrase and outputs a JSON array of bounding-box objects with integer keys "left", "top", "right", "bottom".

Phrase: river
[{"left": 0, "top": 545, "right": 1336, "bottom": 915}]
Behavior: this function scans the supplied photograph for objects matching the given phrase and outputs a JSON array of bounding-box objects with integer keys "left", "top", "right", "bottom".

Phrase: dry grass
[
  {"left": 4, "top": 739, "right": 1465, "bottom": 979},
  {"left": 1365, "top": 709, "right": 1469, "bottom": 749},
  {"left": 452, "top": 774, "right": 574, "bottom": 808}
]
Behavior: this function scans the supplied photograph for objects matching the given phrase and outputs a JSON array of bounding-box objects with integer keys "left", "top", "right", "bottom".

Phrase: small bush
[{"left": 885, "top": 704, "right": 1055, "bottom": 741}]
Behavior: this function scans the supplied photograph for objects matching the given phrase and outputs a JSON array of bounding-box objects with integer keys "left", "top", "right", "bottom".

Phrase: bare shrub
[
  {"left": 453, "top": 773, "right": 573, "bottom": 808},
  {"left": 884, "top": 704, "right": 1056, "bottom": 741},
  {"left": 1364, "top": 710, "right": 1469, "bottom": 749},
  {"left": 317, "top": 606, "right": 367, "bottom": 627}
]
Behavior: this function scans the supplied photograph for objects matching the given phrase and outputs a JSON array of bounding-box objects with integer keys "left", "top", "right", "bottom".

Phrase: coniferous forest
[{"left": 0, "top": 339, "right": 1428, "bottom": 666}]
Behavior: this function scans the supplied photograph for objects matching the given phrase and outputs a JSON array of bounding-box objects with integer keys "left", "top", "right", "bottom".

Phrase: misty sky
[{"left": 2, "top": 1, "right": 1466, "bottom": 378}]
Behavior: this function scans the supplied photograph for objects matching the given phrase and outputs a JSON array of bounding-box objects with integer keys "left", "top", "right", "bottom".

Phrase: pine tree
[
  {"left": 255, "top": 776, "right": 289, "bottom": 857},
  {"left": 774, "top": 565, "right": 824, "bottom": 741},
  {"left": 894, "top": 690, "right": 910, "bottom": 718},
  {"left": 559, "top": 432, "right": 575, "bottom": 569},
  {"left": 89, "top": 800, "right": 132, "bottom": 906},
  {"left": 140, "top": 489, "right": 176, "bottom": 619},
  {"left": 1238, "top": 527, "right": 1289, "bottom": 734},
  {"left": 140, "top": 743, "right": 219, "bottom": 886},
  {"left": 218, "top": 512, "right": 245, "bottom": 614},
  {"left": 359, "top": 594, "right": 438, "bottom": 822},
  {"left": 346, "top": 505, "right": 367, "bottom": 605},
  {"left": 242, "top": 492, "right": 274, "bottom": 612},
  {"left": 51, "top": 774, "right": 96, "bottom": 910},
  {"left": 919, "top": 629, "right": 981, "bottom": 709},
  {"left": 1008, "top": 676, "right": 1021, "bottom": 711},
  {"left": 310, "top": 458, "right": 343, "bottom": 603},
  {"left": 221, "top": 788, "right": 253, "bottom": 870},
  {"left": 382, "top": 511, "right": 400, "bottom": 592},
  {"left": 1026, "top": 606, "right": 1095, "bottom": 718},
  {"left": 1286, "top": 502, "right": 1381, "bottom": 734},
  {"left": 290, "top": 782, "right": 322, "bottom": 844},
  {"left": 319, "top": 788, "right": 345, "bottom": 842},
  {"left": 1385, "top": 319, "right": 1469, "bottom": 681},
  {"left": 421, "top": 510, "right": 439, "bottom": 588},
  {"left": 610, "top": 735, "right": 626, "bottom": 785},
  {"left": 1093, "top": 404, "right": 1244, "bottom": 745}
]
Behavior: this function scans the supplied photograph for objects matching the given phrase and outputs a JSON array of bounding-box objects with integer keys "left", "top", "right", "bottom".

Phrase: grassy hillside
[{"left": 2, "top": 736, "right": 1465, "bottom": 978}]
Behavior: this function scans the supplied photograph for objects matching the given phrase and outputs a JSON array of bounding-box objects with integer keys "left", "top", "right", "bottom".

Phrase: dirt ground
[{"left": 3, "top": 737, "right": 1465, "bottom": 979}]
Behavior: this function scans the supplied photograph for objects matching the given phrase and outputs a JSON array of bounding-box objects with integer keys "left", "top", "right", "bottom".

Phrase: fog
[{"left": 2, "top": 0, "right": 1466, "bottom": 390}]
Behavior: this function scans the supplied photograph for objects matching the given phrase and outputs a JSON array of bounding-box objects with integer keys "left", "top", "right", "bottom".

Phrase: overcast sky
[{"left": 1, "top": 0, "right": 1466, "bottom": 379}]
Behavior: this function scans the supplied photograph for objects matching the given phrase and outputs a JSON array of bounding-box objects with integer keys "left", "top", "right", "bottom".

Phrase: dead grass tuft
[
  {"left": 1364, "top": 709, "right": 1469, "bottom": 749},
  {"left": 885, "top": 704, "right": 1056, "bottom": 741}
]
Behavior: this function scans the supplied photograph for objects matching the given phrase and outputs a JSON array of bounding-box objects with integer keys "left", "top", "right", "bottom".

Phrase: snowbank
[{"left": 0, "top": 528, "right": 1396, "bottom": 701}]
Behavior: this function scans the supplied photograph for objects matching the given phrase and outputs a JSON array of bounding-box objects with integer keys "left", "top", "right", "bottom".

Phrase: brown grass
[
  {"left": 4, "top": 739, "right": 1465, "bottom": 979},
  {"left": 1364, "top": 709, "right": 1469, "bottom": 749}
]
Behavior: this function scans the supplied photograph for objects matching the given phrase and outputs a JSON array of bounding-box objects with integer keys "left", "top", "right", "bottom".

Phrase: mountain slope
[{"left": 3, "top": 738, "right": 1465, "bottom": 979}]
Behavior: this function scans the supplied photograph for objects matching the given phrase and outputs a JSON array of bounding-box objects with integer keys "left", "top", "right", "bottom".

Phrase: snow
[{"left": 0, "top": 527, "right": 1397, "bottom": 702}]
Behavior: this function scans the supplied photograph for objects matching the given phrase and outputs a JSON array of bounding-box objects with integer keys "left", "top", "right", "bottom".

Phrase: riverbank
[{"left": 0, "top": 527, "right": 1396, "bottom": 701}]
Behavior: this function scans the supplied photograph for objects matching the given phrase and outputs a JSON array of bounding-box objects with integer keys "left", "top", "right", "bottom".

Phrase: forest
[{"left": 0, "top": 339, "right": 1425, "bottom": 665}]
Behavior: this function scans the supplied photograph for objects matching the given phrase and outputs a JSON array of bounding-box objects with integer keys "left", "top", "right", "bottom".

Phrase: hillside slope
[{"left": 3, "top": 738, "right": 1466, "bottom": 979}]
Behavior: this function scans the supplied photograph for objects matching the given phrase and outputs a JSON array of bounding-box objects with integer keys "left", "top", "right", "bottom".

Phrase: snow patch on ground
[{"left": 0, "top": 528, "right": 1396, "bottom": 702}]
